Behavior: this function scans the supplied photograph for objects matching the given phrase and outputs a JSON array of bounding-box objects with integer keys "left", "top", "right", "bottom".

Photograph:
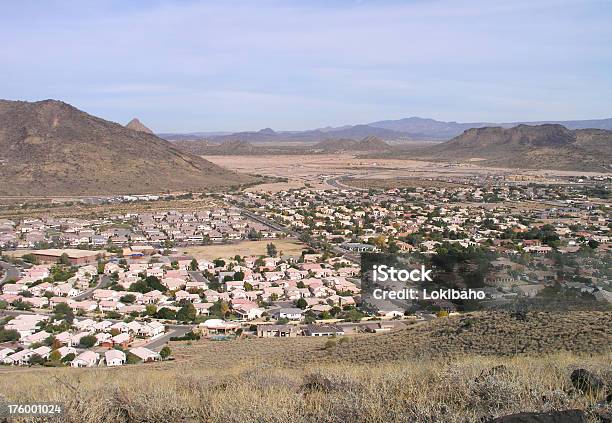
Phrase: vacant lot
[
  {"left": 206, "top": 153, "right": 596, "bottom": 193},
  {"left": 181, "top": 238, "right": 308, "bottom": 260}
]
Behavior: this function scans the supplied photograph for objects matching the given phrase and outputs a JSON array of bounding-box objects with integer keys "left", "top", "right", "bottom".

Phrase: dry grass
[
  {"left": 0, "top": 311, "right": 609, "bottom": 422},
  {"left": 181, "top": 238, "right": 308, "bottom": 260},
  {"left": 160, "top": 311, "right": 612, "bottom": 369},
  {"left": 0, "top": 354, "right": 610, "bottom": 422}
]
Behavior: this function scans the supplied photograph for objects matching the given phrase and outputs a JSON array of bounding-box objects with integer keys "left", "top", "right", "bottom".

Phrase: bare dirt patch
[{"left": 181, "top": 238, "right": 308, "bottom": 260}]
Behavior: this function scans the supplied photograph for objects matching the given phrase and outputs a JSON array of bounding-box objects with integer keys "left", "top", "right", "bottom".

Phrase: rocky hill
[
  {"left": 126, "top": 118, "right": 154, "bottom": 134},
  {"left": 0, "top": 99, "right": 254, "bottom": 196},
  {"left": 417, "top": 124, "right": 612, "bottom": 171}
]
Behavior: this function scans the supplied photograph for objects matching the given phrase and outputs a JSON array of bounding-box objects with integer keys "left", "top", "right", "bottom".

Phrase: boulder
[
  {"left": 488, "top": 410, "right": 586, "bottom": 422},
  {"left": 571, "top": 369, "right": 606, "bottom": 394}
]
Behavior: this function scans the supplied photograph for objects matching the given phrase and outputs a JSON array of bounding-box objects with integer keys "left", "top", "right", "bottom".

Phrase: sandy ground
[
  {"left": 181, "top": 238, "right": 308, "bottom": 260},
  {"left": 203, "top": 154, "right": 606, "bottom": 193}
]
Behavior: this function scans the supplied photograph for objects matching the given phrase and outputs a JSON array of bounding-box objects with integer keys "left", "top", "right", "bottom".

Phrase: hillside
[
  {"left": 417, "top": 124, "right": 612, "bottom": 171},
  {"left": 170, "top": 139, "right": 213, "bottom": 155},
  {"left": 0, "top": 311, "right": 609, "bottom": 422},
  {"left": 125, "top": 118, "right": 154, "bottom": 134},
  {"left": 0, "top": 100, "right": 254, "bottom": 196}
]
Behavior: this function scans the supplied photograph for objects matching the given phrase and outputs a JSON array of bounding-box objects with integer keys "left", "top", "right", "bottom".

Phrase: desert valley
[
  {"left": 0, "top": 99, "right": 610, "bottom": 422},
  {"left": 1, "top": 1, "right": 611, "bottom": 421}
]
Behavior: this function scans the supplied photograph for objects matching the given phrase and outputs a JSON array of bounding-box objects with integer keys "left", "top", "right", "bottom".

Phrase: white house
[
  {"left": 276, "top": 308, "right": 303, "bottom": 321},
  {"left": 129, "top": 347, "right": 161, "bottom": 362},
  {"left": 3, "top": 349, "right": 33, "bottom": 365},
  {"left": 139, "top": 321, "right": 165, "bottom": 337},
  {"left": 71, "top": 351, "right": 100, "bottom": 368},
  {"left": 105, "top": 349, "right": 126, "bottom": 367}
]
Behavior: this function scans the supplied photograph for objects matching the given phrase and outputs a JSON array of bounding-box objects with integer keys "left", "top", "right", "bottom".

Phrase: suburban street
[
  {"left": 0, "top": 260, "right": 20, "bottom": 285},
  {"left": 74, "top": 274, "right": 112, "bottom": 300},
  {"left": 143, "top": 324, "right": 194, "bottom": 350}
]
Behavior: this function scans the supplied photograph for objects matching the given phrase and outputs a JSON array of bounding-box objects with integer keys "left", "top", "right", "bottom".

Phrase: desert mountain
[
  {"left": 0, "top": 99, "right": 254, "bottom": 196},
  {"left": 368, "top": 116, "right": 612, "bottom": 139},
  {"left": 313, "top": 136, "right": 393, "bottom": 152},
  {"left": 165, "top": 117, "right": 612, "bottom": 143},
  {"left": 126, "top": 118, "right": 154, "bottom": 134},
  {"left": 417, "top": 124, "right": 612, "bottom": 171},
  {"left": 169, "top": 139, "right": 213, "bottom": 155},
  {"left": 207, "top": 125, "right": 410, "bottom": 144},
  {"left": 173, "top": 140, "right": 258, "bottom": 155}
]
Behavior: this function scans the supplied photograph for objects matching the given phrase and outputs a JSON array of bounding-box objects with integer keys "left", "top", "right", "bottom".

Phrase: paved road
[
  {"left": 233, "top": 201, "right": 363, "bottom": 265},
  {"left": 0, "top": 261, "right": 20, "bottom": 286},
  {"left": 325, "top": 174, "right": 367, "bottom": 191},
  {"left": 188, "top": 271, "right": 209, "bottom": 285},
  {"left": 74, "top": 274, "right": 111, "bottom": 300},
  {"left": 144, "top": 324, "right": 194, "bottom": 350}
]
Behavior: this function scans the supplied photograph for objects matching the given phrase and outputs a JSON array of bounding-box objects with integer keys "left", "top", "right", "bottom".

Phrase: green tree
[
  {"left": 79, "top": 335, "right": 98, "bottom": 348},
  {"left": 29, "top": 354, "right": 45, "bottom": 365},
  {"left": 54, "top": 302, "right": 75, "bottom": 324},
  {"left": 0, "top": 329, "right": 20, "bottom": 342},
  {"left": 145, "top": 304, "right": 157, "bottom": 316},
  {"left": 176, "top": 303, "right": 197, "bottom": 322},
  {"left": 189, "top": 259, "right": 199, "bottom": 271},
  {"left": 120, "top": 294, "right": 136, "bottom": 304},
  {"left": 49, "top": 350, "right": 62, "bottom": 362},
  {"left": 13, "top": 300, "right": 31, "bottom": 311},
  {"left": 59, "top": 253, "right": 72, "bottom": 266},
  {"left": 295, "top": 297, "right": 308, "bottom": 309},
  {"left": 156, "top": 307, "right": 177, "bottom": 320},
  {"left": 160, "top": 346, "right": 172, "bottom": 360},
  {"left": 588, "top": 239, "right": 600, "bottom": 249},
  {"left": 266, "top": 243, "right": 278, "bottom": 257},
  {"left": 61, "top": 353, "right": 75, "bottom": 363}
]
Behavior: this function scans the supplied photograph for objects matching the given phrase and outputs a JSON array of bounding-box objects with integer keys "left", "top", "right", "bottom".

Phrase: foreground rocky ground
[
  {"left": 0, "top": 311, "right": 609, "bottom": 422},
  {"left": 0, "top": 353, "right": 610, "bottom": 422}
]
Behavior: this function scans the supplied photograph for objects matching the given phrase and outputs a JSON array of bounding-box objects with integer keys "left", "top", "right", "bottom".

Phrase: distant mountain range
[
  {"left": 412, "top": 124, "right": 612, "bottom": 171},
  {"left": 160, "top": 116, "right": 612, "bottom": 143},
  {"left": 0, "top": 99, "right": 253, "bottom": 196}
]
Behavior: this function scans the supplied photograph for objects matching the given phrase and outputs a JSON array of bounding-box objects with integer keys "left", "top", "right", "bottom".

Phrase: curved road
[
  {"left": 0, "top": 261, "right": 20, "bottom": 285},
  {"left": 73, "top": 275, "right": 112, "bottom": 300}
]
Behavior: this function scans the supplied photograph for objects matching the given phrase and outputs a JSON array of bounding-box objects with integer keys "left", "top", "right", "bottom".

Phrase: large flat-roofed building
[{"left": 32, "top": 249, "right": 104, "bottom": 265}]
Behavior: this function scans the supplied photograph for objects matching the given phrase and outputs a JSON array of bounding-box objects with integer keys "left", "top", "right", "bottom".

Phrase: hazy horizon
[{"left": 2, "top": 0, "right": 611, "bottom": 132}]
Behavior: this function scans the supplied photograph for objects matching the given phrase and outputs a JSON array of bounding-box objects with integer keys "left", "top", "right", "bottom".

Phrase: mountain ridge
[
  {"left": 0, "top": 99, "right": 254, "bottom": 196},
  {"left": 161, "top": 116, "right": 612, "bottom": 143},
  {"left": 414, "top": 124, "right": 612, "bottom": 171}
]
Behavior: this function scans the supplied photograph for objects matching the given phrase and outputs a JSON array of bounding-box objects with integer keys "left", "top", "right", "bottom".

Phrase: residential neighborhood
[{"left": 0, "top": 176, "right": 610, "bottom": 368}]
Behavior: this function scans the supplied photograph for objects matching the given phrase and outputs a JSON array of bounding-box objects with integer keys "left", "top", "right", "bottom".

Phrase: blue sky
[{"left": 1, "top": 0, "right": 611, "bottom": 132}]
